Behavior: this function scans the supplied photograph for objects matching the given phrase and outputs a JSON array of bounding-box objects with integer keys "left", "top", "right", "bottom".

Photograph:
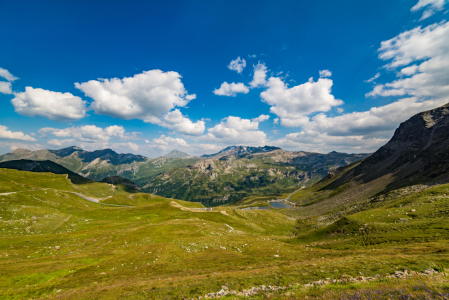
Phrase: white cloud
[
  {"left": 213, "top": 82, "right": 249, "bottom": 97},
  {"left": 0, "top": 82, "right": 12, "bottom": 94},
  {"left": 39, "top": 125, "right": 138, "bottom": 143},
  {"left": 147, "top": 134, "right": 187, "bottom": 149},
  {"left": 365, "top": 72, "right": 380, "bottom": 83},
  {"left": 319, "top": 70, "right": 332, "bottom": 78},
  {"left": 0, "top": 142, "right": 44, "bottom": 155},
  {"left": 411, "top": 0, "right": 447, "bottom": 20},
  {"left": 199, "top": 115, "right": 269, "bottom": 146},
  {"left": 46, "top": 138, "right": 139, "bottom": 153},
  {"left": 260, "top": 75, "right": 343, "bottom": 127},
  {"left": 152, "top": 109, "right": 205, "bottom": 135},
  {"left": 272, "top": 20, "right": 449, "bottom": 153},
  {"left": 142, "top": 134, "right": 222, "bottom": 157},
  {"left": 252, "top": 114, "right": 270, "bottom": 122},
  {"left": 337, "top": 108, "right": 344, "bottom": 113},
  {"left": 249, "top": 62, "right": 268, "bottom": 88},
  {"left": 11, "top": 87, "right": 87, "bottom": 121},
  {"left": 227, "top": 57, "right": 246, "bottom": 73},
  {"left": 0, "top": 67, "right": 19, "bottom": 82},
  {"left": 274, "top": 96, "right": 446, "bottom": 153},
  {"left": 75, "top": 70, "right": 202, "bottom": 133},
  {"left": 273, "top": 118, "right": 279, "bottom": 124},
  {"left": 0, "top": 125, "right": 36, "bottom": 141},
  {"left": 367, "top": 22, "right": 449, "bottom": 101}
]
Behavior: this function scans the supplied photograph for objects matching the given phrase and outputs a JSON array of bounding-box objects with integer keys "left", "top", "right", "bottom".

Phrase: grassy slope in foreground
[{"left": 0, "top": 168, "right": 448, "bottom": 299}]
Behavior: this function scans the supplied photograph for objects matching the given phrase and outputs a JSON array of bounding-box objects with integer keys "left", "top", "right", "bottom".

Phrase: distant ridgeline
[
  {"left": 0, "top": 145, "right": 370, "bottom": 206},
  {"left": 0, "top": 159, "right": 90, "bottom": 184},
  {"left": 143, "top": 146, "right": 370, "bottom": 206},
  {"left": 0, "top": 147, "right": 198, "bottom": 187}
]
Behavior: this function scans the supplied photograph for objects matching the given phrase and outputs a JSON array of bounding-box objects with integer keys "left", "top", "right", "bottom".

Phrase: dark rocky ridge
[
  {"left": 0, "top": 159, "right": 90, "bottom": 184},
  {"left": 101, "top": 176, "right": 141, "bottom": 192},
  {"left": 325, "top": 103, "right": 449, "bottom": 191}
]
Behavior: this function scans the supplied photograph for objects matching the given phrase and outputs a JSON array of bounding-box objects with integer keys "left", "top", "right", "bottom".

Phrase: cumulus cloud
[
  {"left": 213, "top": 82, "right": 249, "bottom": 96},
  {"left": 411, "top": 0, "right": 447, "bottom": 20},
  {"left": 142, "top": 134, "right": 222, "bottom": 157},
  {"left": 75, "top": 70, "right": 202, "bottom": 134},
  {"left": 227, "top": 57, "right": 246, "bottom": 73},
  {"left": 0, "top": 82, "right": 12, "bottom": 94},
  {"left": 146, "top": 134, "right": 187, "bottom": 149},
  {"left": 0, "top": 67, "right": 19, "bottom": 82},
  {"left": 198, "top": 115, "right": 269, "bottom": 146},
  {"left": 274, "top": 97, "right": 446, "bottom": 153},
  {"left": 365, "top": 72, "right": 380, "bottom": 83},
  {"left": 152, "top": 109, "right": 205, "bottom": 135},
  {"left": 0, "top": 67, "right": 19, "bottom": 95},
  {"left": 39, "top": 125, "right": 138, "bottom": 143},
  {"left": 0, "top": 125, "right": 36, "bottom": 141},
  {"left": 252, "top": 114, "right": 270, "bottom": 122},
  {"left": 319, "top": 70, "right": 332, "bottom": 78},
  {"left": 367, "top": 22, "right": 449, "bottom": 101},
  {"left": 249, "top": 62, "right": 268, "bottom": 88},
  {"left": 46, "top": 138, "right": 139, "bottom": 153},
  {"left": 11, "top": 87, "right": 88, "bottom": 121},
  {"left": 260, "top": 75, "right": 343, "bottom": 127}
]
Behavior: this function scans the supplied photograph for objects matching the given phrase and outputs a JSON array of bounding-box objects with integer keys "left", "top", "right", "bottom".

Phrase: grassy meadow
[{"left": 0, "top": 168, "right": 448, "bottom": 299}]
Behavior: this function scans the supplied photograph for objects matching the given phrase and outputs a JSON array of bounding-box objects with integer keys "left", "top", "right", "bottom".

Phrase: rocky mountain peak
[
  {"left": 346, "top": 103, "right": 449, "bottom": 187},
  {"left": 164, "top": 150, "right": 191, "bottom": 159}
]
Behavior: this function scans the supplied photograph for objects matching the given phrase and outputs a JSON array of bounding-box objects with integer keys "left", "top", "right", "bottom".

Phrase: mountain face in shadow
[
  {"left": 325, "top": 103, "right": 449, "bottom": 192},
  {"left": 0, "top": 159, "right": 91, "bottom": 184}
]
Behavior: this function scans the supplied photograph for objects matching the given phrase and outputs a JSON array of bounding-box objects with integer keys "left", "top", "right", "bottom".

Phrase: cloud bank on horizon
[{"left": 0, "top": 0, "right": 448, "bottom": 158}]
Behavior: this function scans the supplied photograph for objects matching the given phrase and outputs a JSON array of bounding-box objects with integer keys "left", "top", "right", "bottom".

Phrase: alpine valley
[
  {"left": 1, "top": 103, "right": 449, "bottom": 300},
  {"left": 0, "top": 145, "right": 369, "bottom": 206}
]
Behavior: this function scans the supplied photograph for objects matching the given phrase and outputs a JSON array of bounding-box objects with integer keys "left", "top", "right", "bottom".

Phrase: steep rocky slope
[
  {"left": 143, "top": 148, "right": 369, "bottom": 206},
  {"left": 287, "top": 103, "right": 449, "bottom": 218}
]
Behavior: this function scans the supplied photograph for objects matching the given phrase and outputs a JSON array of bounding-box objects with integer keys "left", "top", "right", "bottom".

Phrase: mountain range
[
  {"left": 0, "top": 147, "right": 198, "bottom": 187},
  {"left": 0, "top": 144, "right": 369, "bottom": 206}
]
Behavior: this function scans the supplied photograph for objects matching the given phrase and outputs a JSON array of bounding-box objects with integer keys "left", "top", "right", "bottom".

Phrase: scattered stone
[{"left": 199, "top": 268, "right": 443, "bottom": 299}]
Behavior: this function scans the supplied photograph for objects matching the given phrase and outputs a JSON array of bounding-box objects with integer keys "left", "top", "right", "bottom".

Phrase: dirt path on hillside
[
  {"left": 63, "top": 192, "right": 132, "bottom": 207},
  {"left": 170, "top": 201, "right": 224, "bottom": 214}
]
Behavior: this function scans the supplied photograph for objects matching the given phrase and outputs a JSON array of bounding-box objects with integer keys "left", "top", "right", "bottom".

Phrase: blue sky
[{"left": 0, "top": 0, "right": 448, "bottom": 157}]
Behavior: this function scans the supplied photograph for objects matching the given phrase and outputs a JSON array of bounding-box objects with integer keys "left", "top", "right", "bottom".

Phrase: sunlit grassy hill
[{"left": 1, "top": 167, "right": 449, "bottom": 299}]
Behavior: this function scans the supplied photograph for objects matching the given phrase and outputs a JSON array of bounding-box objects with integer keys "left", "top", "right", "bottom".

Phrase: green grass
[{"left": 1, "top": 168, "right": 449, "bottom": 299}]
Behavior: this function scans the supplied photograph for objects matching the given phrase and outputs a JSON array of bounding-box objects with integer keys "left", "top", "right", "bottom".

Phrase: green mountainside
[
  {"left": 0, "top": 146, "right": 369, "bottom": 206},
  {"left": 0, "top": 147, "right": 199, "bottom": 187},
  {"left": 143, "top": 149, "right": 369, "bottom": 206},
  {"left": 1, "top": 105, "right": 449, "bottom": 298},
  {"left": 1, "top": 156, "right": 449, "bottom": 298}
]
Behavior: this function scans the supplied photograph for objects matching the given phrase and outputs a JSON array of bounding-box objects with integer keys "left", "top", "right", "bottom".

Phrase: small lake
[
  {"left": 269, "top": 202, "right": 292, "bottom": 208},
  {"left": 241, "top": 202, "right": 292, "bottom": 210}
]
